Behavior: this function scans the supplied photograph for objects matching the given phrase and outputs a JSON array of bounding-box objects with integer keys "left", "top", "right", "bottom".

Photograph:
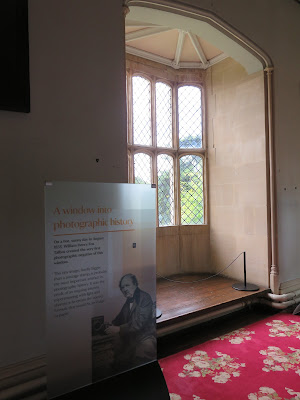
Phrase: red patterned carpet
[{"left": 159, "top": 313, "right": 300, "bottom": 400}]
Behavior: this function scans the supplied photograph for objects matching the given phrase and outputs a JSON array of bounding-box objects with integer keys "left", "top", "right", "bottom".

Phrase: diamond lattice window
[
  {"left": 178, "top": 86, "right": 202, "bottom": 149},
  {"left": 156, "top": 82, "right": 172, "bottom": 148},
  {"left": 127, "top": 70, "right": 205, "bottom": 227},
  {"left": 134, "top": 153, "right": 151, "bottom": 184},
  {"left": 157, "top": 154, "right": 175, "bottom": 226},
  {"left": 180, "top": 155, "right": 204, "bottom": 225},
  {"left": 132, "top": 76, "right": 151, "bottom": 146}
]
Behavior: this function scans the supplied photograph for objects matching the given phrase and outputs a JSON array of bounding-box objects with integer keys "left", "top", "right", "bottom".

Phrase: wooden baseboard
[{"left": 0, "top": 356, "right": 46, "bottom": 400}]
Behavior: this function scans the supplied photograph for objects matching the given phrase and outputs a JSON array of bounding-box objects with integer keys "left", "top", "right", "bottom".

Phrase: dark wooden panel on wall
[{"left": 0, "top": 0, "right": 30, "bottom": 113}]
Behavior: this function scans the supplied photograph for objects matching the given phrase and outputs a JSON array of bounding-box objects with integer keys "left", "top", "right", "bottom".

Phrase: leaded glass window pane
[
  {"left": 180, "top": 155, "right": 204, "bottom": 225},
  {"left": 134, "top": 153, "right": 151, "bottom": 184},
  {"left": 157, "top": 154, "right": 174, "bottom": 226},
  {"left": 156, "top": 82, "right": 172, "bottom": 148},
  {"left": 132, "top": 76, "right": 151, "bottom": 146},
  {"left": 178, "top": 86, "right": 202, "bottom": 149}
]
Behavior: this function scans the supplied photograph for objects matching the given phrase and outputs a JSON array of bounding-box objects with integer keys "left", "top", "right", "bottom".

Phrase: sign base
[
  {"left": 53, "top": 361, "right": 170, "bottom": 400},
  {"left": 232, "top": 283, "right": 260, "bottom": 291}
]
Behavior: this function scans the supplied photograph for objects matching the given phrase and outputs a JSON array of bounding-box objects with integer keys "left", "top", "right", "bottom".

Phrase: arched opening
[{"left": 125, "top": 0, "right": 277, "bottom": 329}]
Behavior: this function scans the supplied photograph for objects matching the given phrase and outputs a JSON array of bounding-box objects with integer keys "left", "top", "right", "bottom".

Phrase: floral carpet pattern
[
  {"left": 159, "top": 313, "right": 300, "bottom": 400},
  {"left": 178, "top": 350, "right": 245, "bottom": 383},
  {"left": 266, "top": 319, "right": 300, "bottom": 340},
  {"left": 212, "top": 327, "right": 255, "bottom": 344}
]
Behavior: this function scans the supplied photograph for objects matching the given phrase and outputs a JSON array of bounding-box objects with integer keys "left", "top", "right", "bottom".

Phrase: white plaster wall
[
  {"left": 1, "top": 0, "right": 300, "bottom": 370},
  {"left": 177, "top": 0, "right": 300, "bottom": 283},
  {"left": 206, "top": 59, "right": 268, "bottom": 287},
  {"left": 0, "top": 0, "right": 127, "bottom": 367}
]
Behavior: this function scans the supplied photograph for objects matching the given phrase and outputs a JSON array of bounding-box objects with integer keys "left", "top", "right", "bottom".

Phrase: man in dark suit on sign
[{"left": 105, "top": 273, "right": 156, "bottom": 371}]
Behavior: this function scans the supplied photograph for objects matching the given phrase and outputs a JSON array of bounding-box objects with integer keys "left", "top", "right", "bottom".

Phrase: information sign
[{"left": 45, "top": 182, "right": 156, "bottom": 398}]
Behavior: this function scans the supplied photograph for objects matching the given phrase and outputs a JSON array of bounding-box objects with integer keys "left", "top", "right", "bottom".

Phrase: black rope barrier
[{"left": 156, "top": 252, "right": 245, "bottom": 284}]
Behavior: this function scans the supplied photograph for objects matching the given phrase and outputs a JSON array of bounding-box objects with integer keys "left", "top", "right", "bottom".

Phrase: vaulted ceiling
[
  {"left": 125, "top": 23, "right": 227, "bottom": 70},
  {"left": 125, "top": 6, "right": 265, "bottom": 74}
]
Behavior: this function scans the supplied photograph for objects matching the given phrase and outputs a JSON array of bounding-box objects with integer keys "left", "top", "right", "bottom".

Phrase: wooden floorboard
[{"left": 156, "top": 273, "right": 270, "bottom": 330}]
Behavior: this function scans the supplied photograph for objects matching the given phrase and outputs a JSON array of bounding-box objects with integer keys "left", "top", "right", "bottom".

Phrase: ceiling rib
[
  {"left": 188, "top": 32, "right": 208, "bottom": 67},
  {"left": 126, "top": 26, "right": 172, "bottom": 42},
  {"left": 126, "top": 46, "right": 175, "bottom": 67},
  {"left": 208, "top": 53, "right": 228, "bottom": 67},
  {"left": 126, "top": 45, "right": 208, "bottom": 69},
  {"left": 179, "top": 61, "right": 208, "bottom": 69},
  {"left": 172, "top": 30, "right": 185, "bottom": 69},
  {"left": 126, "top": 21, "right": 158, "bottom": 27}
]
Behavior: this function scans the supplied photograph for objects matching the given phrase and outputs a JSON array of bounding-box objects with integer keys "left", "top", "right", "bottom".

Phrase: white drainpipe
[
  {"left": 260, "top": 290, "right": 300, "bottom": 309},
  {"left": 267, "top": 289, "right": 300, "bottom": 302}
]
